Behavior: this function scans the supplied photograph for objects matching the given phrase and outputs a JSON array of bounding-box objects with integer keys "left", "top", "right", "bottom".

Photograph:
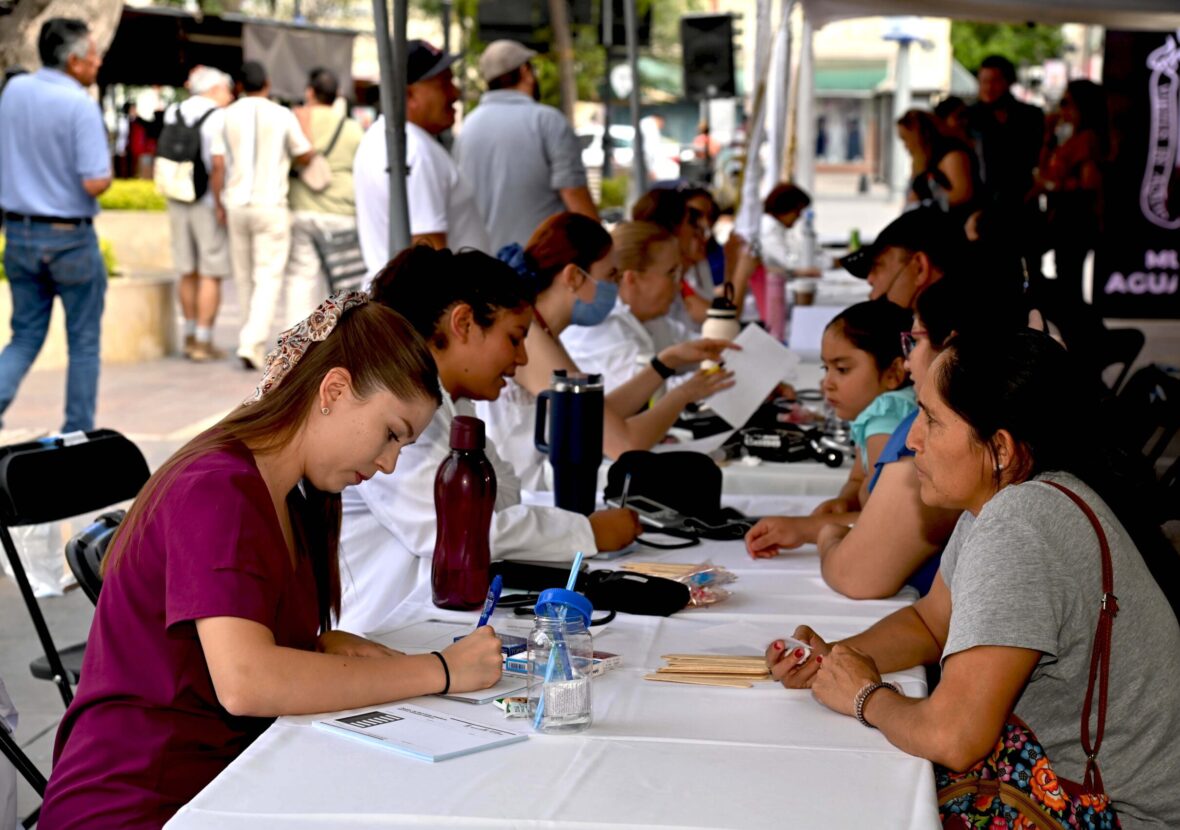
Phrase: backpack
[{"left": 153, "top": 104, "right": 216, "bottom": 203}]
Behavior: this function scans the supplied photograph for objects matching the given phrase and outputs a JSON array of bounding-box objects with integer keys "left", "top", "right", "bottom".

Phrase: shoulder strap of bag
[
  {"left": 1041, "top": 479, "right": 1117, "bottom": 794},
  {"left": 321, "top": 113, "right": 349, "bottom": 158}
]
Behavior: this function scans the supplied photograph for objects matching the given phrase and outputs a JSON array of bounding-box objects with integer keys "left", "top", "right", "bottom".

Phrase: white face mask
[{"left": 1054, "top": 121, "right": 1074, "bottom": 144}]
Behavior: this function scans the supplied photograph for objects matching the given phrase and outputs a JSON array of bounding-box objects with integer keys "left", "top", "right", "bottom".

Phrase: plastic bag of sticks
[{"left": 618, "top": 561, "right": 736, "bottom": 606}]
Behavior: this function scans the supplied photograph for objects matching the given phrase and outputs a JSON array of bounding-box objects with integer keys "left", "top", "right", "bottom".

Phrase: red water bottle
[{"left": 431, "top": 415, "right": 497, "bottom": 609}]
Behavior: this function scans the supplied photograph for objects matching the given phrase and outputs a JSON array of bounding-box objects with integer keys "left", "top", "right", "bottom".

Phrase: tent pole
[
  {"left": 372, "top": 0, "right": 410, "bottom": 258},
  {"left": 624, "top": 0, "right": 646, "bottom": 208},
  {"left": 732, "top": 0, "right": 774, "bottom": 243},
  {"left": 890, "top": 36, "right": 913, "bottom": 194},
  {"left": 793, "top": 8, "right": 815, "bottom": 196}
]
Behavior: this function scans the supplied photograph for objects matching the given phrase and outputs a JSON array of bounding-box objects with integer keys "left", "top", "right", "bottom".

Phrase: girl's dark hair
[
  {"left": 825, "top": 300, "right": 913, "bottom": 378},
  {"left": 934, "top": 329, "right": 1180, "bottom": 622},
  {"left": 897, "top": 109, "right": 943, "bottom": 158},
  {"left": 104, "top": 303, "right": 440, "bottom": 631},
  {"left": 762, "top": 183, "right": 811, "bottom": 216},
  {"left": 914, "top": 275, "right": 1026, "bottom": 349},
  {"left": 370, "top": 245, "right": 536, "bottom": 349},
  {"left": 632, "top": 188, "right": 690, "bottom": 232},
  {"left": 504, "top": 212, "right": 612, "bottom": 294}
]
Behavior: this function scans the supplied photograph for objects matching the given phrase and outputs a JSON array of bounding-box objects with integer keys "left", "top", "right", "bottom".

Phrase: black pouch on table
[
  {"left": 602, "top": 450, "right": 754, "bottom": 541},
  {"left": 491, "top": 561, "right": 690, "bottom": 617}
]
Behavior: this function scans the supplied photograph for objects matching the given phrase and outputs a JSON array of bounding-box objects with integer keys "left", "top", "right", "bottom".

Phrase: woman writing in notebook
[
  {"left": 337, "top": 246, "right": 643, "bottom": 636},
  {"left": 39, "top": 296, "right": 504, "bottom": 828}
]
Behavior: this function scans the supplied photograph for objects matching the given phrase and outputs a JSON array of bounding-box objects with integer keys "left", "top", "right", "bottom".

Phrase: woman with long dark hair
[
  {"left": 767, "top": 330, "right": 1180, "bottom": 827},
  {"left": 40, "top": 296, "right": 504, "bottom": 828}
]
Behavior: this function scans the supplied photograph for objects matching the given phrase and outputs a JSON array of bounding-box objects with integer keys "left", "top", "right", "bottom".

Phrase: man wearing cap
[
  {"left": 354, "top": 40, "right": 489, "bottom": 273},
  {"left": 453, "top": 39, "right": 598, "bottom": 253},
  {"left": 840, "top": 207, "right": 961, "bottom": 309}
]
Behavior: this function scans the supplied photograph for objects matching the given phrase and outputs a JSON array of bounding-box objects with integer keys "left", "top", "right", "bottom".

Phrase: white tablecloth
[{"left": 167, "top": 497, "right": 939, "bottom": 830}]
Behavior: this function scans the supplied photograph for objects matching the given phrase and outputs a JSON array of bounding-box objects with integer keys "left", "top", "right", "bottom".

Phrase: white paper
[
  {"left": 314, "top": 703, "right": 527, "bottom": 762},
  {"left": 650, "top": 431, "right": 733, "bottom": 455},
  {"left": 440, "top": 674, "right": 527, "bottom": 704},
  {"left": 705, "top": 325, "right": 800, "bottom": 429}
]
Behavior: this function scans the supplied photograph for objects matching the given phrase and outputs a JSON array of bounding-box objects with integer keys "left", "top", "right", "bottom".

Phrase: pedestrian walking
[{"left": 0, "top": 18, "right": 111, "bottom": 432}]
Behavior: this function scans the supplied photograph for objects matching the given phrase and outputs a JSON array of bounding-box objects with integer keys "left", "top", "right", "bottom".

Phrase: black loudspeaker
[{"left": 681, "top": 14, "right": 736, "bottom": 100}]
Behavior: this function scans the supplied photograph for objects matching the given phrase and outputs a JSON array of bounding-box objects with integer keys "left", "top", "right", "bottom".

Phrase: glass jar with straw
[{"left": 527, "top": 553, "right": 594, "bottom": 734}]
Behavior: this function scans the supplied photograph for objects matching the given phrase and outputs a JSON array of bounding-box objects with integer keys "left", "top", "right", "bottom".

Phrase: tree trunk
[
  {"left": 0, "top": 0, "right": 124, "bottom": 75},
  {"left": 546, "top": 0, "right": 577, "bottom": 121}
]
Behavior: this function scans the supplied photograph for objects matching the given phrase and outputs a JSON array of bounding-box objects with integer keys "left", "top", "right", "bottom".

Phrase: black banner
[{"left": 1095, "top": 30, "right": 1180, "bottom": 319}]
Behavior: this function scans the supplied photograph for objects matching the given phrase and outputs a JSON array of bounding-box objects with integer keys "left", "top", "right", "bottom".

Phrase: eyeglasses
[{"left": 900, "top": 329, "right": 928, "bottom": 358}]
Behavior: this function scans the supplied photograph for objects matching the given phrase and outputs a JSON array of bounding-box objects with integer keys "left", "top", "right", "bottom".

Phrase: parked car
[{"left": 577, "top": 124, "right": 635, "bottom": 171}]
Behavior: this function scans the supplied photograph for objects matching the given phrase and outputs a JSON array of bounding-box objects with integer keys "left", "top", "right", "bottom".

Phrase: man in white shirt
[
  {"left": 211, "top": 61, "right": 313, "bottom": 369},
  {"left": 163, "top": 66, "right": 233, "bottom": 361},
  {"left": 354, "top": 40, "right": 489, "bottom": 274}
]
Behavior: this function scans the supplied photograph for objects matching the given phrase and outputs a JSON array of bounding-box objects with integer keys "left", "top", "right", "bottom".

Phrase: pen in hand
[
  {"left": 621, "top": 473, "right": 632, "bottom": 511},
  {"left": 475, "top": 574, "right": 503, "bottom": 629}
]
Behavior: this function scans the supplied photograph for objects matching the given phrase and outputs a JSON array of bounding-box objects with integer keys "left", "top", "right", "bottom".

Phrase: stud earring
[
  {"left": 994, "top": 462, "right": 1004, "bottom": 473},
  {"left": 321, "top": 407, "right": 330, "bottom": 416}
]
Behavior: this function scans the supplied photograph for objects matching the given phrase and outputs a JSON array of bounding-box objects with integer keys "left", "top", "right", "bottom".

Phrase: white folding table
[{"left": 167, "top": 496, "right": 940, "bottom": 829}]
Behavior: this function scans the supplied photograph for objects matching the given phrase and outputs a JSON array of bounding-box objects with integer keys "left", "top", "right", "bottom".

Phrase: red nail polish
[
  {"left": 815, "top": 655, "right": 823, "bottom": 665},
  {"left": 772, "top": 640, "right": 784, "bottom": 651},
  {"left": 793, "top": 648, "right": 805, "bottom": 659}
]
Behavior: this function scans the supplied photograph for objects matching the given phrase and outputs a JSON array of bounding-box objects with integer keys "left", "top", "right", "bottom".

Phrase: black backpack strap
[
  {"left": 321, "top": 113, "right": 349, "bottom": 157},
  {"left": 192, "top": 107, "right": 217, "bottom": 129}
]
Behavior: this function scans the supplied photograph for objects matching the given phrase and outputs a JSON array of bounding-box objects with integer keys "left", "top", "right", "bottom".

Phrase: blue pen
[{"left": 476, "top": 575, "right": 503, "bottom": 628}]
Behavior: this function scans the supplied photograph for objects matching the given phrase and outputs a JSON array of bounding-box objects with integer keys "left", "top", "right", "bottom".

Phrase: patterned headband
[{"left": 242, "top": 290, "right": 370, "bottom": 405}]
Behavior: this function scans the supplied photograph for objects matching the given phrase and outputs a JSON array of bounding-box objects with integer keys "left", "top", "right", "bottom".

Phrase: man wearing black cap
[
  {"left": 454, "top": 39, "right": 598, "bottom": 252},
  {"left": 354, "top": 40, "right": 490, "bottom": 273},
  {"left": 839, "top": 207, "right": 962, "bottom": 309}
]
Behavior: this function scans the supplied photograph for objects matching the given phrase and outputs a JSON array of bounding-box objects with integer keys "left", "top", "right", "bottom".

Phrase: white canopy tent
[{"left": 801, "top": 0, "right": 1180, "bottom": 31}]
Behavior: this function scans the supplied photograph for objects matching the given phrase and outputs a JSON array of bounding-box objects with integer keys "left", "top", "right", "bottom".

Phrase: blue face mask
[{"left": 570, "top": 273, "right": 618, "bottom": 327}]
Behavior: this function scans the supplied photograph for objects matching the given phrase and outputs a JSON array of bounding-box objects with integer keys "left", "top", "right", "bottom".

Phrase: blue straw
[{"left": 566, "top": 551, "right": 583, "bottom": 590}]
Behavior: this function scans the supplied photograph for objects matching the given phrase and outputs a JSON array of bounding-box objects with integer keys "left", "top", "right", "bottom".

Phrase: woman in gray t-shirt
[{"left": 767, "top": 330, "right": 1180, "bottom": 828}]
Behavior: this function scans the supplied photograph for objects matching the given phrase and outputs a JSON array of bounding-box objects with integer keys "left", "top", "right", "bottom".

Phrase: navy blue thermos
[{"left": 534, "top": 371, "right": 604, "bottom": 516}]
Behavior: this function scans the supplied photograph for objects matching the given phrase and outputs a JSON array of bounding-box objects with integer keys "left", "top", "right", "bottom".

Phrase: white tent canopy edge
[{"left": 801, "top": 0, "right": 1180, "bottom": 31}]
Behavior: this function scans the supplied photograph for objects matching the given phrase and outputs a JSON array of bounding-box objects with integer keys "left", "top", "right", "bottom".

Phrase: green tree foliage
[{"left": 951, "top": 21, "right": 1066, "bottom": 75}]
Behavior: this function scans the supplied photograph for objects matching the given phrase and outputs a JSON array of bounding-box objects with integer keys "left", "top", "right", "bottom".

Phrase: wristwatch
[{"left": 649, "top": 355, "right": 676, "bottom": 379}]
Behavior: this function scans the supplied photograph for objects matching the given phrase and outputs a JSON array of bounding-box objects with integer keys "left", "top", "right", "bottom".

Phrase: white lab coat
[
  {"left": 559, "top": 298, "right": 694, "bottom": 396},
  {"left": 337, "top": 386, "right": 596, "bottom": 635},
  {"left": 475, "top": 380, "right": 554, "bottom": 492}
]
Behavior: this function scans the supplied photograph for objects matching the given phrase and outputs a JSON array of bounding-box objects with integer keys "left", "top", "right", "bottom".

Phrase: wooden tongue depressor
[{"left": 643, "top": 673, "right": 753, "bottom": 688}]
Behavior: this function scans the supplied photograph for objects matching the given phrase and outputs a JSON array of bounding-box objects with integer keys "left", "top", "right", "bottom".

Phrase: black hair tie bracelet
[{"left": 431, "top": 651, "right": 450, "bottom": 695}]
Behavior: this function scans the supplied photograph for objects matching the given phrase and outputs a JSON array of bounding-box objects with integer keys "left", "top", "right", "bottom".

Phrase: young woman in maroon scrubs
[{"left": 40, "top": 294, "right": 504, "bottom": 829}]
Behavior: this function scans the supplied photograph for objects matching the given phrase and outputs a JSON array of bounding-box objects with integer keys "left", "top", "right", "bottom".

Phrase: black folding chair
[
  {"left": 311, "top": 227, "right": 368, "bottom": 294},
  {"left": 1099, "top": 327, "right": 1146, "bottom": 394},
  {"left": 1, "top": 707, "right": 47, "bottom": 828},
  {"left": 0, "top": 430, "right": 149, "bottom": 708},
  {"left": 64, "top": 510, "right": 125, "bottom": 606},
  {"left": 1116, "top": 365, "right": 1180, "bottom": 466}
]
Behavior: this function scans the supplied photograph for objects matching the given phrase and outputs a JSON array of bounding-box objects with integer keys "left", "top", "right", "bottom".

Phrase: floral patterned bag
[{"left": 936, "top": 481, "right": 1122, "bottom": 830}]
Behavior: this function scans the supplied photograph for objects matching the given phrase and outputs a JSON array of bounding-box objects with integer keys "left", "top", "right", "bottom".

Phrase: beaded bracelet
[
  {"left": 431, "top": 650, "right": 451, "bottom": 695},
  {"left": 853, "top": 680, "right": 902, "bottom": 728}
]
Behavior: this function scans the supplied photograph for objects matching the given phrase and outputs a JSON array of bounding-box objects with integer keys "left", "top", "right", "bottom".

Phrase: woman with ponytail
[
  {"left": 337, "top": 246, "right": 641, "bottom": 635},
  {"left": 40, "top": 295, "right": 504, "bottom": 829},
  {"left": 484, "top": 214, "right": 736, "bottom": 488}
]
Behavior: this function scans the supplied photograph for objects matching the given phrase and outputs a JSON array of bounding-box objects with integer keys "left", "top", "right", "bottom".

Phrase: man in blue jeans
[{"left": 0, "top": 18, "right": 111, "bottom": 433}]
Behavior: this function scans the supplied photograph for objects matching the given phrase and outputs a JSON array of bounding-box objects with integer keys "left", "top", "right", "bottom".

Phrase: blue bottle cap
[{"left": 534, "top": 588, "right": 593, "bottom": 628}]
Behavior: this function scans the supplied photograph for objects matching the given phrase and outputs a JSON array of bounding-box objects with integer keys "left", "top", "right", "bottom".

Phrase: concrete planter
[
  {"left": 94, "top": 210, "right": 173, "bottom": 274},
  {"left": 0, "top": 273, "right": 176, "bottom": 371}
]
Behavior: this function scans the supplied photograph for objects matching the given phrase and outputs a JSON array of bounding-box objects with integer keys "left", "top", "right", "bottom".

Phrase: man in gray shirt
[{"left": 453, "top": 40, "right": 599, "bottom": 253}]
